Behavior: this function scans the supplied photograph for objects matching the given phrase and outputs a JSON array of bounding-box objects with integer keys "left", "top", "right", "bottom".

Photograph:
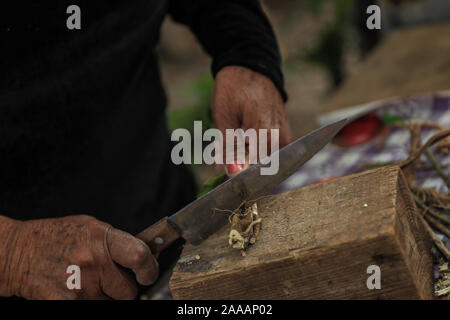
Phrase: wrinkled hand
[
  {"left": 212, "top": 66, "right": 292, "bottom": 177},
  {"left": 3, "top": 215, "right": 158, "bottom": 300}
]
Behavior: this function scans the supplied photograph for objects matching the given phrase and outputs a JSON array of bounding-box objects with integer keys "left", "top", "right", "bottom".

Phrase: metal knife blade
[{"left": 167, "top": 118, "right": 348, "bottom": 245}]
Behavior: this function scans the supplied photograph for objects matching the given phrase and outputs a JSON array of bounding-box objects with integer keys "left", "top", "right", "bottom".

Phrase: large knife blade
[{"left": 137, "top": 119, "right": 347, "bottom": 254}]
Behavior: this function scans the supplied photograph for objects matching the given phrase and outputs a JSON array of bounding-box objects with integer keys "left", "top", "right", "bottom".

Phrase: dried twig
[
  {"left": 425, "top": 214, "right": 450, "bottom": 238},
  {"left": 400, "top": 129, "right": 450, "bottom": 168},
  {"left": 420, "top": 215, "right": 450, "bottom": 260},
  {"left": 424, "top": 150, "right": 450, "bottom": 189},
  {"left": 391, "top": 122, "right": 450, "bottom": 263},
  {"left": 413, "top": 195, "right": 450, "bottom": 225}
]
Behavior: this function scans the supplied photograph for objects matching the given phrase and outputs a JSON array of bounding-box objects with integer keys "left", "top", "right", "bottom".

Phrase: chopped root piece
[
  {"left": 228, "top": 201, "right": 262, "bottom": 255},
  {"left": 229, "top": 229, "right": 246, "bottom": 249}
]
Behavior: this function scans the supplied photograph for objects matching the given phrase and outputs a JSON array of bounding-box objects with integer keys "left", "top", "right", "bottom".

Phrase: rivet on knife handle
[{"left": 136, "top": 217, "right": 180, "bottom": 255}]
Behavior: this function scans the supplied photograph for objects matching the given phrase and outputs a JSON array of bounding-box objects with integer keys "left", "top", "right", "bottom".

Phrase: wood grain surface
[{"left": 169, "top": 166, "right": 433, "bottom": 300}]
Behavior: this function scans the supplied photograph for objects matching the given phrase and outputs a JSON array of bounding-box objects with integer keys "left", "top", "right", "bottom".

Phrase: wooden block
[{"left": 169, "top": 166, "right": 433, "bottom": 300}]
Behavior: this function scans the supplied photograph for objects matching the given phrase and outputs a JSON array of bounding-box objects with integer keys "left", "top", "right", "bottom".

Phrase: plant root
[
  {"left": 394, "top": 121, "right": 450, "bottom": 262},
  {"left": 228, "top": 201, "right": 262, "bottom": 256}
]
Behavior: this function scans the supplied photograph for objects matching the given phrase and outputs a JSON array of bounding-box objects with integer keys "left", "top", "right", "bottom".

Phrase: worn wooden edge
[
  {"left": 392, "top": 169, "right": 434, "bottom": 300},
  {"left": 170, "top": 231, "right": 424, "bottom": 300}
]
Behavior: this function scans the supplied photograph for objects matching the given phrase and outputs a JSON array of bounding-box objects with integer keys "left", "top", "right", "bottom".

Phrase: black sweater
[{"left": 0, "top": 0, "right": 285, "bottom": 234}]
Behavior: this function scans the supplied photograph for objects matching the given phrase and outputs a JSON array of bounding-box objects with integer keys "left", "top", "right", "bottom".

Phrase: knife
[{"left": 136, "top": 119, "right": 347, "bottom": 255}]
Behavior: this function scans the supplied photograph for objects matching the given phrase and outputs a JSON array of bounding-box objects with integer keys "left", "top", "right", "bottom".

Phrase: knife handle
[{"left": 136, "top": 217, "right": 180, "bottom": 256}]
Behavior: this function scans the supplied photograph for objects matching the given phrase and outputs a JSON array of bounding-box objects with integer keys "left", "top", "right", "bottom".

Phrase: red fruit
[
  {"left": 226, "top": 162, "right": 244, "bottom": 175},
  {"left": 333, "top": 112, "right": 385, "bottom": 147}
]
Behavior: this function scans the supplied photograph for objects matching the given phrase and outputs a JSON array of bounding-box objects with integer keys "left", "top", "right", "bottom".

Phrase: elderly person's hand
[
  {"left": 0, "top": 215, "right": 158, "bottom": 299},
  {"left": 212, "top": 66, "right": 292, "bottom": 177}
]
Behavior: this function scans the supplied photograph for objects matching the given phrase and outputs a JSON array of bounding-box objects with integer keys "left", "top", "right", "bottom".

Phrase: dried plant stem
[
  {"left": 421, "top": 121, "right": 447, "bottom": 131},
  {"left": 417, "top": 163, "right": 450, "bottom": 171},
  {"left": 424, "top": 150, "right": 450, "bottom": 190},
  {"left": 393, "top": 121, "right": 450, "bottom": 263},
  {"left": 413, "top": 194, "right": 450, "bottom": 225},
  {"left": 400, "top": 129, "right": 450, "bottom": 168},
  {"left": 420, "top": 216, "right": 450, "bottom": 260},
  {"left": 425, "top": 215, "right": 450, "bottom": 238}
]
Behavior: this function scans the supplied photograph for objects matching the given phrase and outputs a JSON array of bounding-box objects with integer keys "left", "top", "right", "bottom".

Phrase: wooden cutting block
[{"left": 169, "top": 166, "right": 433, "bottom": 299}]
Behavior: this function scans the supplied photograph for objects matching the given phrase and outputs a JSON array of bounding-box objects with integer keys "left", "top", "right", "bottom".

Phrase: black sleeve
[{"left": 168, "top": 0, "right": 287, "bottom": 101}]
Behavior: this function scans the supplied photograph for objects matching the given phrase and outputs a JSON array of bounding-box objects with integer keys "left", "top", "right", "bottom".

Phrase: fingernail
[{"left": 226, "top": 163, "right": 244, "bottom": 175}]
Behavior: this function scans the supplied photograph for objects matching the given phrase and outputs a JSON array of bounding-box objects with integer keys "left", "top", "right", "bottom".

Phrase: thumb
[
  {"left": 106, "top": 227, "right": 159, "bottom": 285},
  {"left": 225, "top": 161, "right": 250, "bottom": 178}
]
